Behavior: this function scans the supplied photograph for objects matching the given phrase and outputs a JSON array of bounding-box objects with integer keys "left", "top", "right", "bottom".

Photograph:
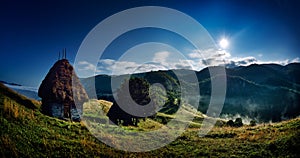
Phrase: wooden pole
[
  {"left": 65, "top": 48, "right": 67, "bottom": 59},
  {"left": 62, "top": 48, "right": 65, "bottom": 59}
]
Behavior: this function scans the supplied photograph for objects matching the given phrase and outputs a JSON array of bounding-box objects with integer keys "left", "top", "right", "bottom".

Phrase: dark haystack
[{"left": 38, "top": 59, "right": 88, "bottom": 121}]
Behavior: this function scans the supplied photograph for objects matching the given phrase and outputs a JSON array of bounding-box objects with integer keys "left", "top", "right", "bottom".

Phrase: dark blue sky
[{"left": 0, "top": 0, "right": 299, "bottom": 87}]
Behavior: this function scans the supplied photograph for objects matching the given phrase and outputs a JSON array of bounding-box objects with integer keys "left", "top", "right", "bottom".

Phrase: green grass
[{"left": 1, "top": 83, "right": 300, "bottom": 157}]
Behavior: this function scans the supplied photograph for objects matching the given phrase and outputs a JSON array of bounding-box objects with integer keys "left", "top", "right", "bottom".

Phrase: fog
[{"left": 220, "top": 113, "right": 256, "bottom": 125}]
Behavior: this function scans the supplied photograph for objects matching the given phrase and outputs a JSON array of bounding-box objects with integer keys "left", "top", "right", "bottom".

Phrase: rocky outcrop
[{"left": 38, "top": 59, "right": 88, "bottom": 121}]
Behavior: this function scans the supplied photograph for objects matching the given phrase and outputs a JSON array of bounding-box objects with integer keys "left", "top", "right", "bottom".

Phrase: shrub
[
  {"left": 250, "top": 120, "right": 256, "bottom": 126},
  {"left": 107, "top": 77, "right": 153, "bottom": 126},
  {"left": 227, "top": 120, "right": 234, "bottom": 127},
  {"left": 234, "top": 118, "right": 243, "bottom": 127}
]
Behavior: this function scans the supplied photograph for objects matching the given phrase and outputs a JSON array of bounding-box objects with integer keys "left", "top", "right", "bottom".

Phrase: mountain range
[
  {"left": 0, "top": 81, "right": 40, "bottom": 100},
  {"left": 81, "top": 63, "right": 300, "bottom": 123}
]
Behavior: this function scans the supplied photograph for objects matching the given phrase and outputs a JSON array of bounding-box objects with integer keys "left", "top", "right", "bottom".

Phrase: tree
[
  {"left": 107, "top": 77, "right": 154, "bottom": 126},
  {"left": 226, "top": 120, "right": 234, "bottom": 127},
  {"left": 234, "top": 118, "right": 243, "bottom": 127},
  {"left": 250, "top": 120, "right": 256, "bottom": 126}
]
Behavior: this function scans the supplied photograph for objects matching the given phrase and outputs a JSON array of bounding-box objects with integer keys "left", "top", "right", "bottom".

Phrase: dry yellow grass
[
  {"left": 2, "top": 97, "right": 37, "bottom": 120},
  {"left": 97, "top": 99, "right": 113, "bottom": 114},
  {"left": 83, "top": 99, "right": 113, "bottom": 115}
]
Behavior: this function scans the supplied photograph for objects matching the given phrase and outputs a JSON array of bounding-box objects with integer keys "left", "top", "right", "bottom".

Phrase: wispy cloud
[
  {"left": 77, "top": 61, "right": 96, "bottom": 71},
  {"left": 188, "top": 48, "right": 299, "bottom": 69},
  {"left": 95, "top": 51, "right": 195, "bottom": 75},
  {"left": 256, "top": 57, "right": 300, "bottom": 65},
  {"left": 153, "top": 51, "right": 170, "bottom": 64},
  {"left": 77, "top": 49, "right": 299, "bottom": 77},
  {"left": 97, "top": 58, "right": 169, "bottom": 75},
  {"left": 224, "top": 56, "right": 257, "bottom": 68}
]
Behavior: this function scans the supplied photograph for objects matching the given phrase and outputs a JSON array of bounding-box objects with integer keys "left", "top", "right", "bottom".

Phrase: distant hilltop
[
  {"left": 81, "top": 63, "right": 300, "bottom": 123},
  {"left": 0, "top": 80, "right": 22, "bottom": 86}
]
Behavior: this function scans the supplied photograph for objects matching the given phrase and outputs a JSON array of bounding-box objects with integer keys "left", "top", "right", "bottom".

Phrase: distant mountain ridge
[
  {"left": 0, "top": 80, "right": 40, "bottom": 100},
  {"left": 0, "top": 80, "right": 22, "bottom": 86},
  {"left": 81, "top": 63, "right": 300, "bottom": 122}
]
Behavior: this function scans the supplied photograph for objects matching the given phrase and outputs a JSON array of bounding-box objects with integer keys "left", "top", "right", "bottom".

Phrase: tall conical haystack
[{"left": 38, "top": 59, "right": 88, "bottom": 121}]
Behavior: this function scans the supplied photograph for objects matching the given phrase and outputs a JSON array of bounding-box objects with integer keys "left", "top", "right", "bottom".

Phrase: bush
[
  {"left": 107, "top": 77, "right": 154, "bottom": 126},
  {"left": 227, "top": 120, "right": 234, "bottom": 127},
  {"left": 234, "top": 118, "right": 243, "bottom": 127},
  {"left": 227, "top": 118, "right": 244, "bottom": 127},
  {"left": 250, "top": 120, "right": 256, "bottom": 126}
]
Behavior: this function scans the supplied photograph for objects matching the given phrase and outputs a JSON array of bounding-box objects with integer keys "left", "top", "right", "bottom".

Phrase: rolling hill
[
  {"left": 1, "top": 83, "right": 300, "bottom": 157},
  {"left": 82, "top": 63, "right": 300, "bottom": 123}
]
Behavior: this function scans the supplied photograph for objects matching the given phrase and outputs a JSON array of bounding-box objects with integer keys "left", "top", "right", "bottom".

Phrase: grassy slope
[{"left": 1, "top": 83, "right": 300, "bottom": 157}]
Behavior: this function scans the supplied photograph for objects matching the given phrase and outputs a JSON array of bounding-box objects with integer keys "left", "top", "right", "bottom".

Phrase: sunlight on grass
[{"left": 1, "top": 83, "right": 300, "bottom": 157}]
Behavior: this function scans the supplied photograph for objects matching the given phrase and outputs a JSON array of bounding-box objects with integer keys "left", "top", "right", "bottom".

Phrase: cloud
[
  {"left": 188, "top": 48, "right": 299, "bottom": 69},
  {"left": 187, "top": 49, "right": 233, "bottom": 68},
  {"left": 77, "top": 61, "right": 96, "bottom": 71},
  {"left": 153, "top": 51, "right": 170, "bottom": 64},
  {"left": 188, "top": 51, "right": 202, "bottom": 59},
  {"left": 224, "top": 56, "right": 300, "bottom": 68},
  {"left": 292, "top": 57, "right": 300, "bottom": 63},
  {"left": 256, "top": 57, "right": 300, "bottom": 65},
  {"left": 95, "top": 51, "right": 197, "bottom": 75},
  {"left": 97, "top": 59, "right": 170, "bottom": 75},
  {"left": 214, "top": 50, "right": 231, "bottom": 58},
  {"left": 189, "top": 48, "right": 231, "bottom": 59},
  {"left": 99, "top": 59, "right": 115, "bottom": 66},
  {"left": 225, "top": 56, "right": 257, "bottom": 68},
  {"left": 189, "top": 48, "right": 214, "bottom": 59},
  {"left": 78, "top": 50, "right": 299, "bottom": 77},
  {"left": 98, "top": 59, "right": 139, "bottom": 75}
]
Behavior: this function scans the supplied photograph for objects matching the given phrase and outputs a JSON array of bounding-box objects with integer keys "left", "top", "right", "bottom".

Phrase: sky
[{"left": 0, "top": 0, "right": 299, "bottom": 87}]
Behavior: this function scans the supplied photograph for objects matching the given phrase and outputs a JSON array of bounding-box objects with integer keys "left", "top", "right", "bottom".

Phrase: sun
[{"left": 219, "top": 38, "right": 229, "bottom": 49}]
